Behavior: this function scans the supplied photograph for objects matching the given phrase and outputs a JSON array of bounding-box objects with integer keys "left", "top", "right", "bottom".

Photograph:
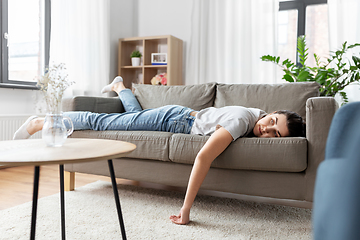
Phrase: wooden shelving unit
[{"left": 118, "top": 35, "right": 183, "bottom": 88}]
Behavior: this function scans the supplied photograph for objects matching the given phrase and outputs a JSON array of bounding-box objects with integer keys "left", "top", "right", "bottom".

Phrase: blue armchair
[{"left": 313, "top": 101, "right": 360, "bottom": 240}]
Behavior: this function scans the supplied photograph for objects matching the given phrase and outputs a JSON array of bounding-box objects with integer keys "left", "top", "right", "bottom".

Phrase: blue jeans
[{"left": 63, "top": 89, "right": 196, "bottom": 134}]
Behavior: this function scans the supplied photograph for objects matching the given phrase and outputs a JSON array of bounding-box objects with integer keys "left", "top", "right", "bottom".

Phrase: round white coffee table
[{"left": 0, "top": 138, "right": 136, "bottom": 240}]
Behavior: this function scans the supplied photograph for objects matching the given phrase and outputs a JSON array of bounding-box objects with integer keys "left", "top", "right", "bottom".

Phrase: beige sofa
[{"left": 62, "top": 82, "right": 337, "bottom": 208}]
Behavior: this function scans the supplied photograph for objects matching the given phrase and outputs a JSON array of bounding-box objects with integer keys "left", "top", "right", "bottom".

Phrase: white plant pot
[{"left": 131, "top": 57, "right": 141, "bottom": 66}]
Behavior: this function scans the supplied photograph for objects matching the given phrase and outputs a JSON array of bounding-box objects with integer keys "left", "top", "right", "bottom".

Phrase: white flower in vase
[{"left": 37, "top": 63, "right": 74, "bottom": 114}]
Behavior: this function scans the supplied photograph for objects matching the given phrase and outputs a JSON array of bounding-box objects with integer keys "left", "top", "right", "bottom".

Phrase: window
[
  {"left": 305, "top": 4, "right": 329, "bottom": 67},
  {"left": 278, "top": 9, "right": 298, "bottom": 64},
  {"left": 279, "top": 0, "right": 328, "bottom": 66},
  {"left": 0, "top": 0, "right": 50, "bottom": 89}
]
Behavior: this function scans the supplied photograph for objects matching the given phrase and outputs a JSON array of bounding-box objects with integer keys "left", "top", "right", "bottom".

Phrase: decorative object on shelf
[
  {"left": 261, "top": 35, "right": 360, "bottom": 104},
  {"left": 36, "top": 62, "right": 75, "bottom": 147},
  {"left": 151, "top": 72, "right": 167, "bottom": 85},
  {"left": 130, "top": 50, "right": 142, "bottom": 67},
  {"left": 151, "top": 53, "right": 167, "bottom": 65}
]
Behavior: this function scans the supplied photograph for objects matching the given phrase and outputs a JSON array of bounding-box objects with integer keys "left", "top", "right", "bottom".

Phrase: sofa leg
[{"left": 64, "top": 171, "right": 75, "bottom": 191}]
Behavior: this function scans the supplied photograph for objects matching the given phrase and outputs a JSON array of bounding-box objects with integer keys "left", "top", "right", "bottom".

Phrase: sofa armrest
[
  {"left": 62, "top": 96, "right": 124, "bottom": 113},
  {"left": 305, "top": 96, "right": 338, "bottom": 201}
]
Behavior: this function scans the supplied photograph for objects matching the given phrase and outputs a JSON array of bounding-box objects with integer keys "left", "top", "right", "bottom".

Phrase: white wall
[
  {"left": 137, "top": 0, "right": 192, "bottom": 40},
  {"left": 137, "top": 0, "right": 193, "bottom": 84},
  {"left": 0, "top": 88, "right": 41, "bottom": 115},
  {"left": 109, "top": 0, "right": 137, "bottom": 80}
]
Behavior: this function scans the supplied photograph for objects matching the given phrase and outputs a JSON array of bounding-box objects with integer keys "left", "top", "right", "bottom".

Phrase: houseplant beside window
[{"left": 261, "top": 36, "right": 360, "bottom": 104}]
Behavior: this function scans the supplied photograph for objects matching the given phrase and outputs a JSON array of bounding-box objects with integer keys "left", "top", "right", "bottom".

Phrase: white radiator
[{"left": 0, "top": 115, "right": 42, "bottom": 141}]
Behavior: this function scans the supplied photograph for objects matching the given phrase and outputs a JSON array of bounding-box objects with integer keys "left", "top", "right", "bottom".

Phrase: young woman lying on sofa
[{"left": 14, "top": 76, "right": 306, "bottom": 225}]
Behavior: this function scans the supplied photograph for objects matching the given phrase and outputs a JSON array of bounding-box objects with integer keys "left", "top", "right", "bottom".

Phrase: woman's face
[{"left": 253, "top": 113, "right": 289, "bottom": 138}]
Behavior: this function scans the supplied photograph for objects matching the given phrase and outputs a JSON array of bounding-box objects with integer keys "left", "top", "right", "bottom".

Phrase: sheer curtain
[
  {"left": 328, "top": 0, "right": 360, "bottom": 103},
  {"left": 186, "top": 0, "right": 279, "bottom": 85},
  {"left": 50, "top": 0, "right": 110, "bottom": 97}
]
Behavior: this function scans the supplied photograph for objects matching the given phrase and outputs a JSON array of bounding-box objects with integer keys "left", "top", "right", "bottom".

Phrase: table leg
[
  {"left": 59, "top": 165, "right": 66, "bottom": 240},
  {"left": 30, "top": 166, "right": 40, "bottom": 240},
  {"left": 108, "top": 160, "right": 127, "bottom": 240}
]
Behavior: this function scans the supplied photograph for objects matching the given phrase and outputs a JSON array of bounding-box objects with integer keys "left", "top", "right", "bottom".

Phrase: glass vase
[{"left": 42, "top": 113, "right": 74, "bottom": 147}]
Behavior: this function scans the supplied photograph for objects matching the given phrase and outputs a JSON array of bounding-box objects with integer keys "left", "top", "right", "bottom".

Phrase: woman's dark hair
[{"left": 275, "top": 110, "right": 306, "bottom": 137}]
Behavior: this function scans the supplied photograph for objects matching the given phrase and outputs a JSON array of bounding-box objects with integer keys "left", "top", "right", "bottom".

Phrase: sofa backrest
[
  {"left": 133, "top": 82, "right": 320, "bottom": 118},
  {"left": 133, "top": 83, "right": 216, "bottom": 111},
  {"left": 214, "top": 82, "right": 320, "bottom": 118}
]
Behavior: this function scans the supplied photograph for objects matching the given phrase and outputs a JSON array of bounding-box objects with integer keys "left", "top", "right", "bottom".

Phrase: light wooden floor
[
  {"left": 0, "top": 163, "right": 192, "bottom": 212},
  {"left": 0, "top": 165, "right": 114, "bottom": 210},
  {"left": 0, "top": 165, "right": 188, "bottom": 211}
]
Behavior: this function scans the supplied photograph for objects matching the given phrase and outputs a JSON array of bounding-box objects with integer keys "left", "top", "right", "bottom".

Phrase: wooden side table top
[{"left": 0, "top": 138, "right": 136, "bottom": 167}]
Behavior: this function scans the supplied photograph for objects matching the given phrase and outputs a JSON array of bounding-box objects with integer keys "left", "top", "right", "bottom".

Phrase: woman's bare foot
[{"left": 170, "top": 207, "right": 190, "bottom": 225}]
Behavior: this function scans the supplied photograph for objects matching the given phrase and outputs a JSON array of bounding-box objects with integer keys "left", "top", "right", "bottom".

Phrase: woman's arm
[{"left": 170, "top": 127, "right": 233, "bottom": 224}]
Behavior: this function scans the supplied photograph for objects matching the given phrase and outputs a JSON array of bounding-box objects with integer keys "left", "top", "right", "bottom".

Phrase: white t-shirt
[{"left": 190, "top": 106, "right": 266, "bottom": 141}]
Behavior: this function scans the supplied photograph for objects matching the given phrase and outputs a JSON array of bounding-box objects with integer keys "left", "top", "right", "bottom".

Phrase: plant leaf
[
  {"left": 283, "top": 74, "right": 294, "bottom": 82},
  {"left": 339, "top": 91, "right": 349, "bottom": 104},
  {"left": 352, "top": 56, "right": 360, "bottom": 66},
  {"left": 314, "top": 53, "right": 320, "bottom": 67},
  {"left": 298, "top": 69, "right": 311, "bottom": 82},
  {"left": 261, "top": 55, "right": 278, "bottom": 63},
  {"left": 276, "top": 56, "right": 280, "bottom": 64},
  {"left": 350, "top": 66, "right": 359, "bottom": 71},
  {"left": 297, "top": 36, "right": 308, "bottom": 66},
  {"left": 282, "top": 59, "right": 295, "bottom": 68},
  {"left": 348, "top": 43, "right": 360, "bottom": 49}
]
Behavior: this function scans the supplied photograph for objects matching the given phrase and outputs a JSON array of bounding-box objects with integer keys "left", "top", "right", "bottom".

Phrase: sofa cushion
[
  {"left": 214, "top": 82, "right": 320, "bottom": 118},
  {"left": 70, "top": 130, "right": 173, "bottom": 162},
  {"left": 62, "top": 96, "right": 124, "bottom": 113},
  {"left": 132, "top": 82, "right": 216, "bottom": 111},
  {"left": 169, "top": 134, "right": 307, "bottom": 172}
]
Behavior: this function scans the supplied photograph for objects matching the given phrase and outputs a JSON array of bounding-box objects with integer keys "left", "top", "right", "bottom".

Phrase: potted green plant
[
  {"left": 261, "top": 36, "right": 360, "bottom": 103},
  {"left": 130, "top": 50, "right": 142, "bottom": 67}
]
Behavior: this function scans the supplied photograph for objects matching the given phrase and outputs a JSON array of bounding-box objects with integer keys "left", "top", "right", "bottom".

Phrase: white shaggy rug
[{"left": 0, "top": 181, "right": 312, "bottom": 240}]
